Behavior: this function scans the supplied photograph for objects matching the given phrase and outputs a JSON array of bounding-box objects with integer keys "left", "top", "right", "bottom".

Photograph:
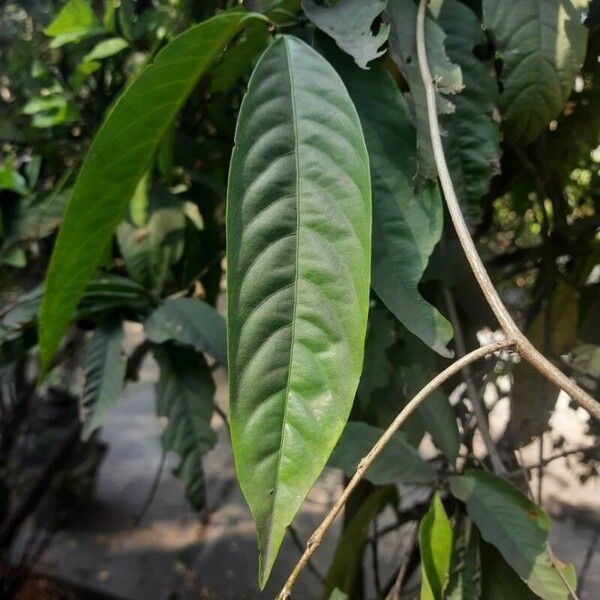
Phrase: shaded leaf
[
  {"left": 481, "top": 541, "right": 537, "bottom": 600},
  {"left": 316, "top": 34, "right": 452, "bottom": 356},
  {"left": 325, "top": 486, "right": 396, "bottom": 597},
  {"left": 153, "top": 344, "right": 217, "bottom": 511},
  {"left": 227, "top": 35, "right": 371, "bottom": 586},
  {"left": 303, "top": 0, "right": 389, "bottom": 69},
  {"left": 81, "top": 321, "right": 126, "bottom": 439},
  {"left": 483, "top": 0, "right": 588, "bottom": 144},
  {"left": 144, "top": 297, "right": 226, "bottom": 366},
  {"left": 419, "top": 492, "right": 453, "bottom": 600},
  {"left": 329, "top": 421, "right": 436, "bottom": 485},
  {"left": 438, "top": 0, "right": 501, "bottom": 225},
  {"left": 446, "top": 514, "right": 480, "bottom": 600},
  {"left": 386, "top": 0, "right": 463, "bottom": 180},
  {"left": 449, "top": 470, "right": 576, "bottom": 599},
  {"left": 39, "top": 9, "right": 266, "bottom": 374}
]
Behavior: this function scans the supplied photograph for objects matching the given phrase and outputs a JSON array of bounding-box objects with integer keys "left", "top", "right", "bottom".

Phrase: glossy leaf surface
[
  {"left": 39, "top": 9, "right": 265, "bottom": 374},
  {"left": 227, "top": 35, "right": 371, "bottom": 585}
]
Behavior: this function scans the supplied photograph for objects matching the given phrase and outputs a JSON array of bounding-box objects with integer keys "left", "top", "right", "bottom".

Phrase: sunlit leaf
[
  {"left": 227, "top": 35, "right": 371, "bottom": 586},
  {"left": 44, "top": 0, "right": 103, "bottom": 48}
]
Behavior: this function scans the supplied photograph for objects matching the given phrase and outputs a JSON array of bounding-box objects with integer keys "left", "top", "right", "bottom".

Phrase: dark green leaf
[
  {"left": 303, "top": 0, "right": 389, "bottom": 69},
  {"left": 419, "top": 492, "right": 453, "bottom": 600},
  {"left": 481, "top": 541, "right": 537, "bottom": 600},
  {"left": 325, "top": 486, "right": 396, "bottom": 597},
  {"left": 154, "top": 344, "right": 217, "bottom": 511},
  {"left": 449, "top": 470, "right": 576, "bottom": 599},
  {"left": 227, "top": 35, "right": 371, "bottom": 586},
  {"left": 446, "top": 514, "right": 480, "bottom": 600},
  {"left": 39, "top": 9, "right": 267, "bottom": 374},
  {"left": 144, "top": 297, "right": 226, "bottom": 366},
  {"left": 329, "top": 421, "right": 436, "bottom": 485},
  {"left": 315, "top": 34, "right": 452, "bottom": 356},
  {"left": 81, "top": 321, "right": 126, "bottom": 439},
  {"left": 483, "top": 0, "right": 588, "bottom": 144}
]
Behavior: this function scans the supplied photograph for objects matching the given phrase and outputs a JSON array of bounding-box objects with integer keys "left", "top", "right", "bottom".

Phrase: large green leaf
[
  {"left": 144, "top": 297, "right": 227, "bottom": 366},
  {"left": 153, "top": 344, "right": 217, "bottom": 511},
  {"left": 81, "top": 321, "right": 126, "bottom": 439},
  {"left": 39, "top": 9, "right": 266, "bottom": 375},
  {"left": 419, "top": 492, "right": 453, "bottom": 600},
  {"left": 329, "top": 421, "right": 436, "bottom": 485},
  {"left": 325, "top": 486, "right": 396, "bottom": 597},
  {"left": 438, "top": 0, "right": 501, "bottom": 225},
  {"left": 483, "top": 0, "right": 588, "bottom": 144},
  {"left": 449, "top": 470, "right": 576, "bottom": 599},
  {"left": 302, "top": 0, "right": 389, "bottom": 69},
  {"left": 227, "top": 35, "right": 371, "bottom": 586},
  {"left": 386, "top": 0, "right": 463, "bottom": 181},
  {"left": 481, "top": 541, "right": 537, "bottom": 600},
  {"left": 316, "top": 35, "right": 452, "bottom": 356}
]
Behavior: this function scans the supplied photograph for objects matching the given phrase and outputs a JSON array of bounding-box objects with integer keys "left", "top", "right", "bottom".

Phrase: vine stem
[
  {"left": 278, "top": 339, "right": 514, "bottom": 598},
  {"left": 415, "top": 0, "right": 600, "bottom": 421}
]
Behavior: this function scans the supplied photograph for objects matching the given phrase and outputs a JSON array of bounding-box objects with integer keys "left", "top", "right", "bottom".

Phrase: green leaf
[
  {"left": 446, "top": 515, "right": 480, "bottom": 600},
  {"left": 449, "top": 470, "right": 576, "bottom": 599},
  {"left": 81, "top": 321, "right": 126, "bottom": 439},
  {"left": 82, "top": 36, "right": 129, "bottom": 62},
  {"left": 39, "top": 9, "right": 265, "bottom": 374},
  {"left": 386, "top": 0, "right": 463, "bottom": 181},
  {"left": 144, "top": 298, "right": 227, "bottom": 366},
  {"left": 316, "top": 38, "right": 452, "bottom": 355},
  {"left": 153, "top": 344, "right": 217, "bottom": 511},
  {"left": 44, "top": 0, "right": 103, "bottom": 48},
  {"left": 437, "top": 0, "right": 501, "bottom": 225},
  {"left": 481, "top": 541, "right": 537, "bottom": 600},
  {"left": 328, "top": 421, "right": 436, "bottom": 485},
  {"left": 302, "top": 0, "right": 389, "bottom": 69},
  {"left": 483, "top": 0, "right": 589, "bottom": 145},
  {"left": 325, "top": 486, "right": 396, "bottom": 597},
  {"left": 116, "top": 186, "right": 185, "bottom": 294},
  {"left": 419, "top": 492, "right": 453, "bottom": 600},
  {"left": 227, "top": 35, "right": 371, "bottom": 586}
]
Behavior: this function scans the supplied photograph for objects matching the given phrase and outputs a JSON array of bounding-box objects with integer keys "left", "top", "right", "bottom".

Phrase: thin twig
[
  {"left": 415, "top": 0, "right": 600, "bottom": 422},
  {"left": 278, "top": 340, "right": 513, "bottom": 598},
  {"left": 577, "top": 526, "right": 600, "bottom": 595},
  {"left": 389, "top": 522, "right": 419, "bottom": 600},
  {"left": 371, "top": 517, "right": 382, "bottom": 597},
  {"left": 508, "top": 442, "right": 600, "bottom": 478},
  {"left": 286, "top": 524, "right": 325, "bottom": 584},
  {"left": 134, "top": 448, "right": 167, "bottom": 526},
  {"left": 443, "top": 287, "right": 506, "bottom": 474}
]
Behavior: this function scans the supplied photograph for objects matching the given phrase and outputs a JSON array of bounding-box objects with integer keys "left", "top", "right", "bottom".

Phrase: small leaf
[
  {"left": 329, "top": 421, "right": 436, "bottom": 485},
  {"left": 315, "top": 34, "right": 452, "bottom": 356},
  {"left": 39, "top": 9, "right": 267, "bottom": 375},
  {"left": 483, "top": 0, "right": 589, "bottom": 144},
  {"left": 386, "top": 0, "right": 463, "bottom": 181},
  {"left": 83, "top": 36, "right": 129, "bottom": 62},
  {"left": 227, "top": 35, "right": 371, "bottom": 586},
  {"left": 153, "top": 344, "right": 217, "bottom": 511},
  {"left": 303, "top": 0, "right": 389, "bottom": 69},
  {"left": 325, "top": 486, "right": 396, "bottom": 597},
  {"left": 144, "top": 297, "right": 227, "bottom": 366},
  {"left": 44, "top": 0, "right": 103, "bottom": 48},
  {"left": 437, "top": 0, "right": 501, "bottom": 225},
  {"left": 82, "top": 321, "right": 126, "bottom": 439},
  {"left": 419, "top": 492, "right": 453, "bottom": 600},
  {"left": 449, "top": 470, "right": 576, "bottom": 599}
]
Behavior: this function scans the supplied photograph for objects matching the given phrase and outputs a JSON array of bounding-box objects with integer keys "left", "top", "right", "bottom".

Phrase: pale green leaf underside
[
  {"left": 450, "top": 470, "right": 576, "bottom": 599},
  {"left": 317, "top": 37, "right": 452, "bottom": 355},
  {"left": 82, "top": 321, "right": 126, "bottom": 439},
  {"left": 302, "top": 0, "right": 389, "bottom": 69},
  {"left": 419, "top": 493, "right": 453, "bottom": 600},
  {"left": 144, "top": 297, "right": 227, "bottom": 366},
  {"left": 227, "top": 35, "right": 371, "bottom": 586},
  {"left": 483, "top": 0, "right": 588, "bottom": 144},
  {"left": 39, "top": 9, "right": 265, "bottom": 374}
]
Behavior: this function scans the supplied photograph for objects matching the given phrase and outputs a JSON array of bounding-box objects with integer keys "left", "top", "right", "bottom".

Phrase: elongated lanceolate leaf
[
  {"left": 449, "top": 470, "right": 576, "bottom": 599},
  {"left": 82, "top": 321, "right": 126, "bottom": 439},
  {"left": 303, "top": 0, "right": 389, "bottom": 69},
  {"left": 39, "top": 9, "right": 266, "bottom": 375},
  {"left": 227, "top": 35, "right": 372, "bottom": 586},
  {"left": 144, "top": 297, "right": 227, "bottom": 366},
  {"left": 316, "top": 35, "right": 452, "bottom": 355},
  {"left": 419, "top": 492, "right": 453, "bottom": 600},
  {"left": 483, "top": 0, "right": 588, "bottom": 145}
]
